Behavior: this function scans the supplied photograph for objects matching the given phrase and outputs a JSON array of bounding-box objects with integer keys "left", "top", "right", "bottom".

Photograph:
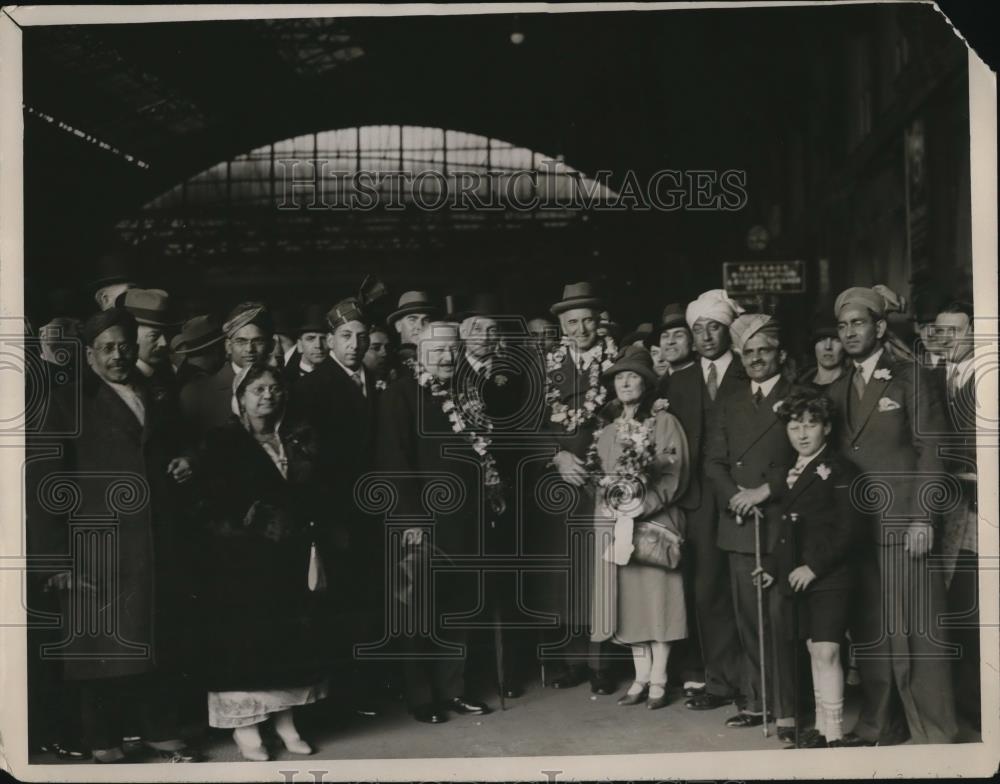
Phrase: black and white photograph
[{"left": 0, "top": 2, "right": 996, "bottom": 780}]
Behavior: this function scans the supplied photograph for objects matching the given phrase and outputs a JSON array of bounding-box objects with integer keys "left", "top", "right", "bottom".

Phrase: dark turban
[{"left": 82, "top": 308, "right": 137, "bottom": 346}]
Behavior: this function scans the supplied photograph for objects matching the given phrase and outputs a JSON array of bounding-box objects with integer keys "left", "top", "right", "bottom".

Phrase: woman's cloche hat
[{"left": 601, "top": 344, "right": 659, "bottom": 388}]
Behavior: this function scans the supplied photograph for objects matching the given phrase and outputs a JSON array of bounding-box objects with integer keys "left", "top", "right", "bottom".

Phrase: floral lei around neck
[
  {"left": 583, "top": 399, "right": 671, "bottom": 491},
  {"left": 406, "top": 358, "right": 505, "bottom": 515},
  {"left": 545, "top": 335, "right": 618, "bottom": 432}
]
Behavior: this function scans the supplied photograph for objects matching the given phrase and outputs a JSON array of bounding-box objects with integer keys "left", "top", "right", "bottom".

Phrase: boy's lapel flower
[
  {"left": 873, "top": 368, "right": 892, "bottom": 382},
  {"left": 772, "top": 399, "right": 784, "bottom": 414},
  {"left": 375, "top": 379, "right": 387, "bottom": 391},
  {"left": 816, "top": 463, "right": 831, "bottom": 481}
]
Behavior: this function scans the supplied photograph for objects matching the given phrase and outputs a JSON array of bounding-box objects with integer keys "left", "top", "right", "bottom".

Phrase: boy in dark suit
[{"left": 772, "top": 388, "right": 860, "bottom": 747}]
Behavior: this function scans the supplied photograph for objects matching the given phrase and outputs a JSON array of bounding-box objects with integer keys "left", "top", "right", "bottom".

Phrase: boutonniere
[
  {"left": 815, "top": 463, "right": 831, "bottom": 481},
  {"left": 494, "top": 374, "right": 508, "bottom": 386},
  {"left": 651, "top": 398, "right": 670, "bottom": 413},
  {"left": 375, "top": 379, "right": 387, "bottom": 392},
  {"left": 873, "top": 368, "right": 892, "bottom": 381},
  {"left": 772, "top": 399, "right": 784, "bottom": 415},
  {"left": 877, "top": 396, "right": 901, "bottom": 412}
]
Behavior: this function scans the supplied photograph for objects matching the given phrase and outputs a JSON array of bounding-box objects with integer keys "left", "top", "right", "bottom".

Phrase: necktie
[
  {"left": 852, "top": 366, "right": 866, "bottom": 401},
  {"left": 352, "top": 372, "right": 365, "bottom": 394},
  {"left": 706, "top": 362, "right": 718, "bottom": 401},
  {"left": 753, "top": 387, "right": 763, "bottom": 408},
  {"left": 786, "top": 459, "right": 807, "bottom": 488}
]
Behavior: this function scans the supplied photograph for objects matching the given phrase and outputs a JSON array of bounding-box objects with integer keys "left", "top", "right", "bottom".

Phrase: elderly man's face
[
  {"left": 559, "top": 308, "right": 598, "bottom": 351},
  {"left": 659, "top": 327, "right": 693, "bottom": 366},
  {"left": 421, "top": 326, "right": 460, "bottom": 381},
  {"left": 396, "top": 313, "right": 431, "bottom": 345},
  {"left": 692, "top": 318, "right": 730, "bottom": 360},
  {"left": 137, "top": 324, "right": 169, "bottom": 368},
  {"left": 741, "top": 333, "right": 784, "bottom": 383},
  {"left": 837, "top": 307, "right": 885, "bottom": 359},
  {"left": 933, "top": 312, "right": 972, "bottom": 362},
  {"left": 329, "top": 320, "right": 371, "bottom": 371},
  {"left": 87, "top": 325, "right": 136, "bottom": 384},
  {"left": 462, "top": 316, "right": 499, "bottom": 361},
  {"left": 227, "top": 323, "right": 272, "bottom": 369}
]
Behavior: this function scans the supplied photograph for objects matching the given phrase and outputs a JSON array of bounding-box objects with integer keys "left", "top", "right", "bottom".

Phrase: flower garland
[
  {"left": 407, "top": 359, "right": 506, "bottom": 515},
  {"left": 545, "top": 335, "right": 618, "bottom": 432}
]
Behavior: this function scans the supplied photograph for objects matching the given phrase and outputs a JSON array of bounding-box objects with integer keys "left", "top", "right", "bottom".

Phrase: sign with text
[{"left": 723, "top": 260, "right": 805, "bottom": 294}]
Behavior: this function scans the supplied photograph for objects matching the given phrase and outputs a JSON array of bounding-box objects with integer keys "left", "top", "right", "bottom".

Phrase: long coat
[
  {"left": 705, "top": 375, "right": 795, "bottom": 556},
  {"left": 523, "top": 342, "right": 615, "bottom": 626},
  {"left": 590, "top": 409, "right": 689, "bottom": 644},
  {"left": 35, "top": 369, "right": 189, "bottom": 681},
  {"left": 195, "top": 417, "right": 339, "bottom": 691},
  {"left": 180, "top": 362, "right": 237, "bottom": 436}
]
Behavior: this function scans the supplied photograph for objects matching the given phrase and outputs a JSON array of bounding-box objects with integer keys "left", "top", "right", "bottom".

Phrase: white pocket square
[{"left": 877, "top": 397, "right": 901, "bottom": 412}]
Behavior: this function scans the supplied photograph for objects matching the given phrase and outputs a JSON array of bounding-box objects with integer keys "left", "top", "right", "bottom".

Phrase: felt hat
[
  {"left": 459, "top": 292, "right": 503, "bottom": 320},
  {"left": 88, "top": 250, "right": 139, "bottom": 292},
  {"left": 648, "top": 302, "right": 689, "bottom": 346},
  {"left": 298, "top": 304, "right": 329, "bottom": 336},
  {"left": 173, "top": 314, "right": 224, "bottom": 355},
  {"left": 601, "top": 344, "right": 659, "bottom": 388},
  {"left": 622, "top": 322, "right": 654, "bottom": 347},
  {"left": 550, "top": 282, "right": 604, "bottom": 316},
  {"left": 82, "top": 307, "right": 137, "bottom": 346},
  {"left": 388, "top": 291, "right": 440, "bottom": 324},
  {"left": 119, "top": 288, "right": 181, "bottom": 327}
]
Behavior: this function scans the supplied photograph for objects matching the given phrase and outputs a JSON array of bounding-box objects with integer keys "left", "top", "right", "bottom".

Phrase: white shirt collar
[
  {"left": 331, "top": 353, "right": 366, "bottom": 390},
  {"left": 136, "top": 358, "right": 155, "bottom": 378},
  {"left": 231, "top": 362, "right": 243, "bottom": 377},
  {"left": 299, "top": 356, "right": 315, "bottom": 374},
  {"left": 99, "top": 376, "right": 145, "bottom": 425},
  {"left": 700, "top": 350, "right": 733, "bottom": 383},
  {"left": 751, "top": 373, "right": 781, "bottom": 399},
  {"left": 853, "top": 347, "right": 885, "bottom": 383},
  {"left": 284, "top": 344, "right": 298, "bottom": 363},
  {"left": 568, "top": 341, "right": 603, "bottom": 367},
  {"left": 668, "top": 360, "right": 695, "bottom": 375},
  {"left": 467, "top": 353, "right": 492, "bottom": 375}
]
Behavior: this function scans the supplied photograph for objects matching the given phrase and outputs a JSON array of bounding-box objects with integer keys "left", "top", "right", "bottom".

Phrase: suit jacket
[
  {"left": 656, "top": 358, "right": 747, "bottom": 512},
  {"left": 706, "top": 375, "right": 795, "bottom": 555},
  {"left": 31, "top": 369, "right": 187, "bottom": 680},
  {"left": 541, "top": 343, "right": 615, "bottom": 458},
  {"left": 180, "top": 362, "right": 237, "bottom": 436},
  {"left": 826, "top": 348, "right": 945, "bottom": 544},
  {"left": 770, "top": 447, "right": 860, "bottom": 595}
]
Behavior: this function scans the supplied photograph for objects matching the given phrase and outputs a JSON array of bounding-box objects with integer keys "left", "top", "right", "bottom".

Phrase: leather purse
[{"left": 631, "top": 520, "right": 683, "bottom": 570}]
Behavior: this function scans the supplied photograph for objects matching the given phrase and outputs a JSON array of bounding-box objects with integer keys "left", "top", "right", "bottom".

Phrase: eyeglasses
[
  {"left": 94, "top": 342, "right": 135, "bottom": 356},
  {"left": 245, "top": 384, "right": 284, "bottom": 396},
  {"left": 232, "top": 338, "right": 270, "bottom": 349}
]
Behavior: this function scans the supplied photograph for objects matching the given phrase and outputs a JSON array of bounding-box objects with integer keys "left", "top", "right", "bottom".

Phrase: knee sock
[
  {"left": 815, "top": 646, "right": 844, "bottom": 741},
  {"left": 809, "top": 649, "right": 826, "bottom": 736}
]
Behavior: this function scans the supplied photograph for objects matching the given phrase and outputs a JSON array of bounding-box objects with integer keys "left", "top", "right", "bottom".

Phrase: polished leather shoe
[
  {"left": 725, "top": 712, "right": 765, "bottom": 728},
  {"left": 617, "top": 684, "right": 649, "bottom": 706},
  {"left": 684, "top": 692, "right": 734, "bottom": 711},
  {"left": 444, "top": 696, "right": 491, "bottom": 715},
  {"left": 683, "top": 685, "right": 706, "bottom": 699},
  {"left": 590, "top": 671, "right": 616, "bottom": 695},
  {"left": 646, "top": 685, "right": 669, "bottom": 711},
  {"left": 412, "top": 704, "right": 447, "bottom": 724},
  {"left": 776, "top": 726, "right": 799, "bottom": 743},
  {"left": 835, "top": 732, "right": 876, "bottom": 747},
  {"left": 39, "top": 741, "right": 91, "bottom": 760},
  {"left": 549, "top": 669, "right": 588, "bottom": 689}
]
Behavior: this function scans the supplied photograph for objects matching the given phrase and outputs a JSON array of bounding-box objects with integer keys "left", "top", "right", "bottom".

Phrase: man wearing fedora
[
  {"left": 669, "top": 291, "right": 746, "bottom": 713},
  {"left": 389, "top": 291, "right": 439, "bottom": 366},
  {"left": 180, "top": 302, "right": 274, "bottom": 436},
  {"left": 525, "top": 281, "right": 619, "bottom": 696},
  {"left": 120, "top": 289, "right": 182, "bottom": 406},
  {"left": 172, "top": 315, "right": 226, "bottom": 390},
  {"left": 283, "top": 304, "right": 329, "bottom": 384}
]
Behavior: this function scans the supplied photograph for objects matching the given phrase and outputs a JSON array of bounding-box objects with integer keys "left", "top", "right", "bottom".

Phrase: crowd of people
[{"left": 25, "top": 266, "right": 980, "bottom": 763}]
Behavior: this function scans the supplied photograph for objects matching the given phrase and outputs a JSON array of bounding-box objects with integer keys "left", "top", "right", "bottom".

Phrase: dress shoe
[
  {"left": 835, "top": 732, "right": 876, "bottom": 747},
  {"left": 646, "top": 684, "right": 669, "bottom": 710},
  {"left": 683, "top": 685, "right": 706, "bottom": 699},
  {"left": 412, "top": 704, "right": 447, "bottom": 724},
  {"left": 725, "top": 712, "right": 765, "bottom": 728},
  {"left": 826, "top": 738, "right": 851, "bottom": 748},
  {"left": 549, "top": 669, "right": 588, "bottom": 689},
  {"left": 590, "top": 671, "right": 616, "bottom": 695},
  {"left": 617, "top": 683, "right": 649, "bottom": 706},
  {"left": 775, "top": 726, "right": 799, "bottom": 743},
  {"left": 444, "top": 696, "right": 491, "bottom": 715},
  {"left": 39, "top": 741, "right": 90, "bottom": 760},
  {"left": 685, "top": 692, "right": 734, "bottom": 711}
]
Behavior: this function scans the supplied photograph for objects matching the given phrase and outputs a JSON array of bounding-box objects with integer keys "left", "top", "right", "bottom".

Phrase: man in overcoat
[
  {"left": 705, "top": 314, "right": 797, "bottom": 736},
  {"left": 33, "top": 308, "right": 196, "bottom": 763},
  {"left": 827, "top": 286, "right": 958, "bottom": 745}
]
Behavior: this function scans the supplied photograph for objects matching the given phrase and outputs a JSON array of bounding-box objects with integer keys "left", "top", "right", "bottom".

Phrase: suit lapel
[
  {"left": 850, "top": 354, "right": 894, "bottom": 443},
  {"left": 782, "top": 446, "right": 829, "bottom": 508},
  {"left": 734, "top": 377, "right": 787, "bottom": 461},
  {"left": 95, "top": 377, "right": 144, "bottom": 441}
]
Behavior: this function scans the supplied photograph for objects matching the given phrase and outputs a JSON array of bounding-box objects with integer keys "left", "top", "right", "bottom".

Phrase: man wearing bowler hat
[
  {"left": 88, "top": 251, "right": 138, "bottom": 312},
  {"left": 525, "top": 281, "right": 619, "bottom": 695},
  {"left": 283, "top": 304, "right": 329, "bottom": 384},
  {"left": 180, "top": 302, "right": 274, "bottom": 435},
  {"left": 389, "top": 291, "right": 439, "bottom": 365},
  {"left": 172, "top": 315, "right": 226, "bottom": 390},
  {"left": 120, "top": 289, "right": 182, "bottom": 406}
]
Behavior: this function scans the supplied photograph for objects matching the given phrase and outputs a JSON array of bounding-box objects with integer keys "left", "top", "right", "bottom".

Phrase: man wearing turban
[
  {"left": 664, "top": 290, "right": 747, "bottom": 712},
  {"left": 826, "top": 287, "right": 958, "bottom": 745},
  {"left": 180, "top": 301, "right": 274, "bottom": 435},
  {"left": 705, "top": 314, "right": 798, "bottom": 738}
]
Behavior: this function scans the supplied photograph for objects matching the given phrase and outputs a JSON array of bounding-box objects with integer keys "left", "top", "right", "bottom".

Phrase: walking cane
[
  {"left": 789, "top": 512, "right": 801, "bottom": 748},
  {"left": 751, "top": 506, "right": 769, "bottom": 738}
]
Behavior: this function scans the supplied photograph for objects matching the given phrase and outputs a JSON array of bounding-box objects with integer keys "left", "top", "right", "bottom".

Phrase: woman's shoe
[
  {"left": 279, "top": 735, "right": 314, "bottom": 755},
  {"left": 646, "top": 683, "right": 669, "bottom": 710},
  {"left": 232, "top": 730, "right": 269, "bottom": 762},
  {"left": 617, "top": 683, "right": 649, "bottom": 706}
]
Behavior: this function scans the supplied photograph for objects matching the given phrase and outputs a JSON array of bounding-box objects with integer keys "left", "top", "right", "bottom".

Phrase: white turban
[
  {"left": 730, "top": 313, "right": 780, "bottom": 353},
  {"left": 685, "top": 289, "right": 745, "bottom": 328}
]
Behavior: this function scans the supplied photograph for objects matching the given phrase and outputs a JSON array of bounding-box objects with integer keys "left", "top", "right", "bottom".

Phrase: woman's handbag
[{"left": 630, "top": 519, "right": 683, "bottom": 569}]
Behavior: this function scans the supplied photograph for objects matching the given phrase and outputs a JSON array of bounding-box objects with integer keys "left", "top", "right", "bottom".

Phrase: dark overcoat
[{"left": 179, "top": 362, "right": 236, "bottom": 436}]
